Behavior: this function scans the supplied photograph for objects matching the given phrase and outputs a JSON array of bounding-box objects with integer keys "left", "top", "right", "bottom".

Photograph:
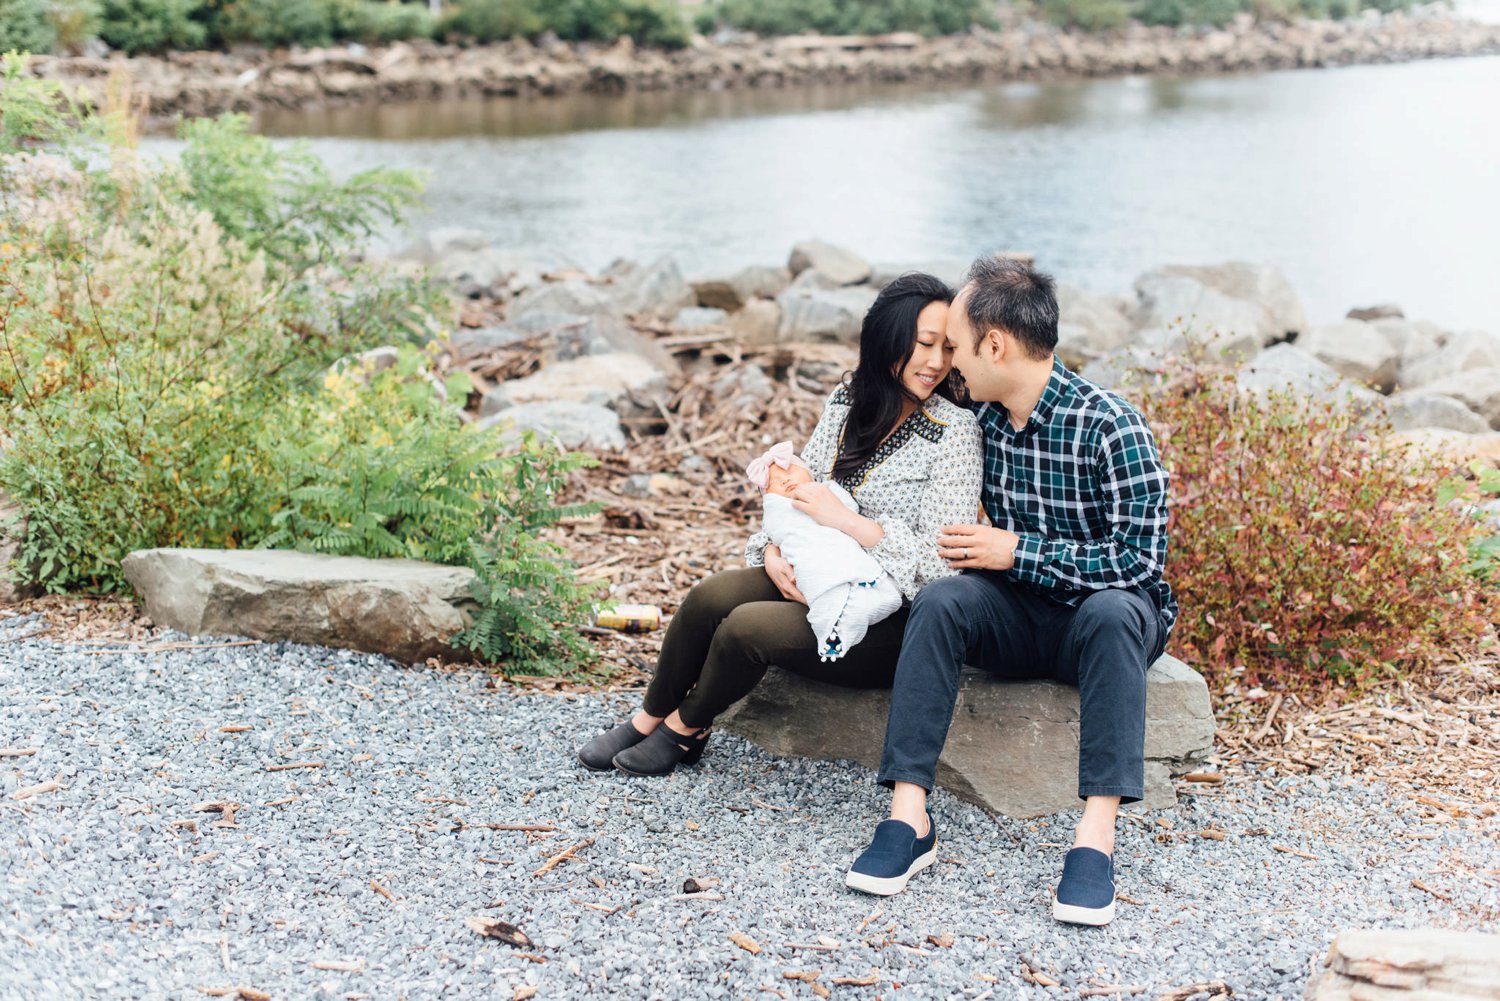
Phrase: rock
[
  {"left": 479, "top": 352, "right": 672, "bottom": 419},
  {"left": 433, "top": 248, "right": 541, "bottom": 298},
  {"left": 1399, "top": 330, "right": 1500, "bottom": 389},
  {"left": 499, "top": 311, "right": 677, "bottom": 371},
  {"left": 776, "top": 285, "right": 879, "bottom": 343},
  {"left": 1132, "top": 273, "right": 1266, "bottom": 360},
  {"left": 508, "top": 279, "right": 618, "bottom": 319},
  {"left": 1296, "top": 319, "right": 1398, "bottom": 392},
  {"left": 1411, "top": 367, "right": 1500, "bottom": 428},
  {"left": 1056, "top": 284, "right": 1132, "bottom": 368},
  {"left": 671, "top": 306, "right": 729, "bottom": 330},
  {"left": 447, "top": 325, "right": 538, "bottom": 356},
  {"left": 729, "top": 298, "right": 781, "bottom": 347},
  {"left": 610, "top": 256, "right": 697, "bottom": 320},
  {"left": 474, "top": 400, "right": 626, "bottom": 452},
  {"left": 787, "top": 240, "right": 871, "bottom": 286},
  {"left": 869, "top": 259, "right": 970, "bottom": 290},
  {"left": 1235, "top": 344, "right": 1382, "bottom": 413},
  {"left": 710, "top": 364, "right": 775, "bottom": 415},
  {"left": 719, "top": 655, "right": 1214, "bottom": 818},
  {"left": 1079, "top": 345, "right": 1173, "bottom": 394},
  {"left": 1384, "top": 393, "right": 1492, "bottom": 434},
  {"left": 618, "top": 473, "right": 688, "bottom": 498},
  {"left": 120, "top": 549, "right": 475, "bottom": 664},
  {"left": 397, "top": 226, "right": 490, "bottom": 265},
  {"left": 1372, "top": 318, "right": 1440, "bottom": 371},
  {"left": 789, "top": 268, "right": 843, "bottom": 291},
  {"left": 0, "top": 492, "right": 39, "bottom": 604},
  {"left": 1304, "top": 928, "right": 1500, "bottom": 1000},
  {"left": 1154, "top": 260, "right": 1305, "bottom": 340},
  {"left": 691, "top": 265, "right": 791, "bottom": 311},
  {"left": 1347, "top": 303, "right": 1403, "bottom": 321},
  {"left": 1388, "top": 428, "right": 1500, "bottom": 469}
]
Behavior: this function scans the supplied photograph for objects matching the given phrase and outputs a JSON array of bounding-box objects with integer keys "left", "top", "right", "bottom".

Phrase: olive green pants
[{"left": 642, "top": 566, "right": 910, "bottom": 729}]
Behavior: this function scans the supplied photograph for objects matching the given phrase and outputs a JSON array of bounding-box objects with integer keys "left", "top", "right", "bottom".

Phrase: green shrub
[
  {"left": 332, "top": 0, "right": 435, "bottom": 44},
  {"left": 706, "top": 0, "right": 993, "bottom": 36},
  {"left": 1039, "top": 0, "right": 1131, "bottom": 29},
  {"left": 440, "top": 0, "right": 691, "bottom": 47},
  {"left": 213, "top": 0, "right": 335, "bottom": 47},
  {"left": 48, "top": 0, "right": 101, "bottom": 53},
  {"left": 1135, "top": 363, "right": 1495, "bottom": 694},
  {"left": 0, "top": 0, "right": 56, "bottom": 53},
  {"left": 0, "top": 64, "right": 602, "bottom": 675},
  {"left": 1136, "top": 0, "right": 1242, "bottom": 27},
  {"left": 98, "top": 0, "right": 209, "bottom": 54}
]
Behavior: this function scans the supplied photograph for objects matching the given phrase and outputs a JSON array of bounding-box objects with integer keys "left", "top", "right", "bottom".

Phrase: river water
[{"left": 234, "top": 51, "right": 1500, "bottom": 333}]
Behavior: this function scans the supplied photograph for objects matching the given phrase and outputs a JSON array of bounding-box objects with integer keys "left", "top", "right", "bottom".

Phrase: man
[{"left": 844, "top": 256, "right": 1176, "bottom": 927}]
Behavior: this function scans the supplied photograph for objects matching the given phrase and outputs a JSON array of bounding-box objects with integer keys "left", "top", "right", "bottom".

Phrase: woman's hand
[
  {"left": 763, "top": 544, "right": 808, "bottom": 605},
  {"left": 791, "top": 483, "right": 886, "bottom": 547},
  {"left": 937, "top": 524, "right": 1020, "bottom": 570},
  {"left": 789, "top": 482, "right": 850, "bottom": 529}
]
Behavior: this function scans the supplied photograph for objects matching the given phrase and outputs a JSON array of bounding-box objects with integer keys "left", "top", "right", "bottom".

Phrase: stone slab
[
  {"left": 719, "top": 654, "right": 1214, "bottom": 818},
  {"left": 122, "top": 548, "right": 475, "bottom": 664}
]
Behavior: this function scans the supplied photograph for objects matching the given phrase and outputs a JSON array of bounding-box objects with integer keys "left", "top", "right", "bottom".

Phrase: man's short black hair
[{"left": 962, "top": 256, "right": 1059, "bottom": 361}]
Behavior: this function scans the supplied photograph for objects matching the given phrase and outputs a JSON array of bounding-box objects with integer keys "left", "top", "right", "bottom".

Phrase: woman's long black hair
[{"left": 830, "top": 272, "right": 958, "bottom": 482}]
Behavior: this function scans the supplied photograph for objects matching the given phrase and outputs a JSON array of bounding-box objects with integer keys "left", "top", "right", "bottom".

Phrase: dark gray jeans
[{"left": 877, "top": 571, "right": 1168, "bottom": 803}]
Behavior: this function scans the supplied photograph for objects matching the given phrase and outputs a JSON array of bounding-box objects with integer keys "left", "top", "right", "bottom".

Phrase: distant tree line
[{"left": 0, "top": 0, "right": 1428, "bottom": 56}]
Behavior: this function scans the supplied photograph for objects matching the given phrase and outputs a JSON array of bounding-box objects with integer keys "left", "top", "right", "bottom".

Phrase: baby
[{"left": 746, "top": 442, "right": 902, "bottom": 662}]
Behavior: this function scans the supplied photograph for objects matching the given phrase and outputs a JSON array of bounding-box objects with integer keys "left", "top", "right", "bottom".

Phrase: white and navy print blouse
[{"left": 746, "top": 385, "right": 984, "bottom": 601}]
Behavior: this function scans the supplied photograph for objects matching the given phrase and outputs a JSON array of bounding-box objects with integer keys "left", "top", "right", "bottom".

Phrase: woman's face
[{"left": 898, "top": 300, "right": 956, "bottom": 401}]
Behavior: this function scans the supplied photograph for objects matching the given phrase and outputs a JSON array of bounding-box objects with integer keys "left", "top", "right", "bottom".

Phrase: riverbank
[{"left": 25, "top": 7, "right": 1500, "bottom": 117}]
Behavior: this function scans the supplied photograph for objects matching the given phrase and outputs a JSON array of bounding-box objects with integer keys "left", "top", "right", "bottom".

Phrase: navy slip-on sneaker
[
  {"left": 845, "top": 813, "right": 938, "bottom": 896},
  {"left": 1052, "top": 847, "right": 1116, "bottom": 926}
]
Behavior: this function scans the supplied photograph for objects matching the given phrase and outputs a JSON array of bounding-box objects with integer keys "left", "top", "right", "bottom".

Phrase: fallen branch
[
  {"left": 196, "top": 988, "right": 270, "bottom": 1000},
  {"left": 0, "top": 748, "right": 39, "bottom": 757},
  {"left": 1157, "top": 980, "right": 1232, "bottom": 1001},
  {"left": 309, "top": 959, "right": 364, "bottom": 972},
  {"left": 1080, "top": 986, "right": 1145, "bottom": 997},
  {"left": 369, "top": 879, "right": 396, "bottom": 903},
  {"left": 533, "top": 836, "right": 595, "bottom": 877},
  {"left": 1271, "top": 844, "right": 1318, "bottom": 861},
  {"left": 266, "top": 761, "right": 324, "bottom": 772},
  {"left": 730, "top": 932, "right": 762, "bottom": 955},
  {"left": 9, "top": 779, "right": 60, "bottom": 801}
]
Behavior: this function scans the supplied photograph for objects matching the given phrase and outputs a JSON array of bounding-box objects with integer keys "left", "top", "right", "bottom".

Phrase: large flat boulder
[
  {"left": 1297, "top": 319, "right": 1398, "bottom": 393},
  {"left": 776, "top": 285, "right": 879, "bottom": 343},
  {"left": 1153, "top": 261, "right": 1306, "bottom": 341},
  {"left": 121, "top": 549, "right": 475, "bottom": 664},
  {"left": 719, "top": 654, "right": 1214, "bottom": 818},
  {"left": 1304, "top": 928, "right": 1500, "bottom": 1000},
  {"left": 787, "top": 240, "right": 871, "bottom": 286}
]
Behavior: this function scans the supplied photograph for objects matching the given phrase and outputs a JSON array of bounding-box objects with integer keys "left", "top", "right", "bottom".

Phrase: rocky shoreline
[{"left": 22, "top": 8, "right": 1500, "bottom": 118}]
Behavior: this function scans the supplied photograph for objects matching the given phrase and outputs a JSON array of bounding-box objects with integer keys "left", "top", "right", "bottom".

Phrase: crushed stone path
[{"left": 1, "top": 614, "right": 1495, "bottom": 1000}]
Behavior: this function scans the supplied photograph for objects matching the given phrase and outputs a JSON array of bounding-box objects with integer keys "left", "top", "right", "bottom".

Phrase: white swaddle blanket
[{"left": 761, "top": 483, "right": 902, "bottom": 662}]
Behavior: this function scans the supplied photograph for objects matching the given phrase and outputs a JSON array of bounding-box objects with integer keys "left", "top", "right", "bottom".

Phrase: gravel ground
[{"left": 2, "top": 612, "right": 1496, "bottom": 1001}]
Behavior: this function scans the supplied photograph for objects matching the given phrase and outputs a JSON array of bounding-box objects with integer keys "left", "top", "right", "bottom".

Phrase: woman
[{"left": 577, "top": 272, "right": 984, "bottom": 775}]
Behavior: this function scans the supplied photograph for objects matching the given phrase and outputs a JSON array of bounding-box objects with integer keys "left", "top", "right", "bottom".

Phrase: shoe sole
[
  {"left": 1052, "top": 897, "right": 1116, "bottom": 926},
  {"left": 844, "top": 847, "right": 937, "bottom": 896},
  {"left": 609, "top": 755, "right": 674, "bottom": 778}
]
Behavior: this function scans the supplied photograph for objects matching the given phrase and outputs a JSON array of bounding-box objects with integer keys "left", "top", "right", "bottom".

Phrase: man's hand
[
  {"left": 763, "top": 544, "right": 807, "bottom": 605},
  {"left": 938, "top": 524, "right": 1020, "bottom": 570},
  {"left": 790, "top": 482, "right": 851, "bottom": 532}
]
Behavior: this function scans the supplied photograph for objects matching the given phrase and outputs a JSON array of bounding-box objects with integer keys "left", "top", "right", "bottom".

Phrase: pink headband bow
[{"left": 745, "top": 441, "right": 809, "bottom": 490}]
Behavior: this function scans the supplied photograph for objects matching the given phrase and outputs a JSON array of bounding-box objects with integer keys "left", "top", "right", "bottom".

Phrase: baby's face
[{"left": 765, "top": 464, "right": 813, "bottom": 498}]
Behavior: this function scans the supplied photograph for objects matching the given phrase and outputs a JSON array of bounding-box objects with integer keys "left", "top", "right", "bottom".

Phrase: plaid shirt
[{"left": 973, "top": 358, "right": 1177, "bottom": 635}]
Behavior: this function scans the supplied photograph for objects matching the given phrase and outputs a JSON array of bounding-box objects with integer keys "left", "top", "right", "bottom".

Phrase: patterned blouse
[{"left": 746, "top": 385, "right": 984, "bottom": 601}]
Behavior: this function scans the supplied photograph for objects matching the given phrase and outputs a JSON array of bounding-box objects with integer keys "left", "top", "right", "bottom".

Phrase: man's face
[{"left": 946, "top": 287, "right": 1001, "bottom": 402}]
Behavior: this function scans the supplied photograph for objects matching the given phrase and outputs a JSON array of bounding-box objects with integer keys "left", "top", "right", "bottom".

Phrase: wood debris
[
  {"left": 369, "top": 879, "right": 396, "bottom": 903},
  {"left": 1080, "top": 987, "right": 1145, "bottom": 997},
  {"left": 682, "top": 876, "right": 719, "bottom": 894},
  {"left": 197, "top": 988, "right": 270, "bottom": 1000},
  {"left": 1158, "top": 980, "right": 1232, "bottom": 1001},
  {"left": 464, "top": 917, "right": 533, "bottom": 948},
  {"left": 9, "top": 780, "right": 60, "bottom": 801},
  {"left": 0, "top": 747, "right": 39, "bottom": 757},
  {"left": 729, "top": 932, "right": 762, "bottom": 955},
  {"left": 533, "top": 836, "right": 595, "bottom": 877},
  {"left": 1272, "top": 844, "right": 1319, "bottom": 861},
  {"left": 926, "top": 932, "right": 955, "bottom": 949},
  {"left": 831, "top": 974, "right": 879, "bottom": 986},
  {"left": 265, "top": 761, "right": 324, "bottom": 772},
  {"left": 513, "top": 987, "right": 539, "bottom": 1001},
  {"left": 309, "top": 959, "right": 364, "bottom": 972}
]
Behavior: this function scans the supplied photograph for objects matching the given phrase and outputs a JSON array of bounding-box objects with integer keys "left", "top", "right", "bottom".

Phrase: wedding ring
[{"left": 963, "top": 547, "right": 970, "bottom": 560}]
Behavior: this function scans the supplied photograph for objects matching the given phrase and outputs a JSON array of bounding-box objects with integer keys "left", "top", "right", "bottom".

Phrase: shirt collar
[{"left": 977, "top": 356, "right": 1069, "bottom": 435}]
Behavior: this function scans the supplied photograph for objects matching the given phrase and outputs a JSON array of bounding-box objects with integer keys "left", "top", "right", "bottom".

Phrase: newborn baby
[{"left": 747, "top": 442, "right": 902, "bottom": 662}]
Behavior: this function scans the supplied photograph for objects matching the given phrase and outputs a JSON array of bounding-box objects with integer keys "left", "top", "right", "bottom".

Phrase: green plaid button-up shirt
[{"left": 973, "top": 358, "right": 1177, "bottom": 635}]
